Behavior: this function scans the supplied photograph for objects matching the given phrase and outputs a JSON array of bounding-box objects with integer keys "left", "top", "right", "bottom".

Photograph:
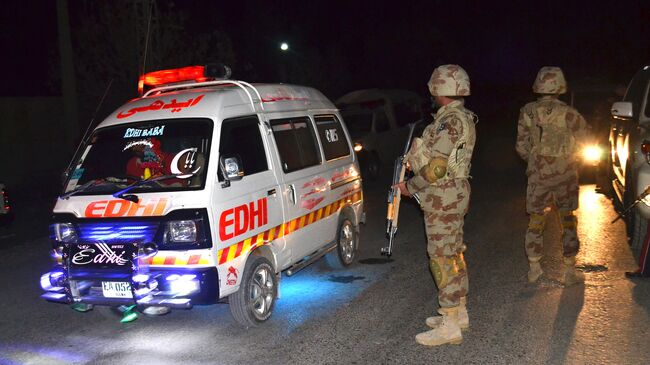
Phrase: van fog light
[
  {"left": 167, "top": 274, "right": 199, "bottom": 296},
  {"left": 41, "top": 270, "right": 66, "bottom": 291}
]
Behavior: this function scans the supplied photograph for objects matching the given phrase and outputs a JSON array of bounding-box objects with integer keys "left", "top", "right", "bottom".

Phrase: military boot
[
  {"left": 528, "top": 256, "right": 543, "bottom": 283},
  {"left": 415, "top": 306, "right": 463, "bottom": 346},
  {"left": 562, "top": 256, "right": 584, "bottom": 286},
  {"left": 426, "top": 296, "right": 469, "bottom": 330}
]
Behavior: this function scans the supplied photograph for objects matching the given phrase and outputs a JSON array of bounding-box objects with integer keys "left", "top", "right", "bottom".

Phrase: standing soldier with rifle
[
  {"left": 394, "top": 64, "right": 477, "bottom": 346},
  {"left": 516, "top": 66, "right": 588, "bottom": 286}
]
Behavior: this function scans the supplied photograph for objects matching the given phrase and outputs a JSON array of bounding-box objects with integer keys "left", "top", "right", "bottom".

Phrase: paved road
[{"left": 1, "top": 125, "right": 649, "bottom": 365}]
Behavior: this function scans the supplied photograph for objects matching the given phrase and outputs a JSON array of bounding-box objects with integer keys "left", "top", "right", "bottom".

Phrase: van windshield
[{"left": 63, "top": 118, "right": 212, "bottom": 195}]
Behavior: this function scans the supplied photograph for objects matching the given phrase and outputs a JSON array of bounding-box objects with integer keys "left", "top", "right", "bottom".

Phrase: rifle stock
[{"left": 381, "top": 120, "right": 423, "bottom": 256}]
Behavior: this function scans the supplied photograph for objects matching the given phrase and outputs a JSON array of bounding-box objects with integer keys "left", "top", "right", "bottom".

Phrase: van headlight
[
  {"left": 353, "top": 143, "right": 363, "bottom": 152},
  {"left": 51, "top": 223, "right": 78, "bottom": 243},
  {"left": 164, "top": 220, "right": 198, "bottom": 243}
]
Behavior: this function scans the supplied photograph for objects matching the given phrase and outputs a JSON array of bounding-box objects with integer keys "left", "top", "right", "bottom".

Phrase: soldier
[
  {"left": 395, "top": 64, "right": 477, "bottom": 346},
  {"left": 516, "top": 66, "right": 588, "bottom": 286}
]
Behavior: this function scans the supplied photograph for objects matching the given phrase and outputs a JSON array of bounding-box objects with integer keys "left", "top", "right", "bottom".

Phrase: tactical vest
[
  {"left": 407, "top": 107, "right": 476, "bottom": 181},
  {"left": 525, "top": 100, "right": 575, "bottom": 157}
]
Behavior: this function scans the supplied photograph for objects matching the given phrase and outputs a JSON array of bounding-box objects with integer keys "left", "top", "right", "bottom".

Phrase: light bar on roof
[
  {"left": 138, "top": 66, "right": 207, "bottom": 95},
  {"left": 137, "top": 63, "right": 232, "bottom": 95}
]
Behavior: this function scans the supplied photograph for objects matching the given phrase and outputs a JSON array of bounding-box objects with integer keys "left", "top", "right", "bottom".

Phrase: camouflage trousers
[
  {"left": 525, "top": 168, "right": 579, "bottom": 258},
  {"left": 421, "top": 179, "right": 470, "bottom": 308}
]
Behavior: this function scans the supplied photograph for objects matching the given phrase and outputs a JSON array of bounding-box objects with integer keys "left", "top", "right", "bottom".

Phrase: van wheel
[
  {"left": 326, "top": 219, "right": 358, "bottom": 269},
  {"left": 229, "top": 256, "right": 277, "bottom": 327},
  {"left": 630, "top": 210, "right": 648, "bottom": 258}
]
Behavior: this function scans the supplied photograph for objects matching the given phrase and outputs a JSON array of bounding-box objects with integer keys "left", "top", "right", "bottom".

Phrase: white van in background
[{"left": 336, "top": 89, "right": 425, "bottom": 180}]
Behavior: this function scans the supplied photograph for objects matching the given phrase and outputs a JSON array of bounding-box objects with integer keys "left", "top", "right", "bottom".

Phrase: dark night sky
[{"left": 2, "top": 1, "right": 649, "bottom": 102}]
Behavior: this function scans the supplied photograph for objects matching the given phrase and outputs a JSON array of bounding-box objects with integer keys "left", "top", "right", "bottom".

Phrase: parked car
[
  {"left": 608, "top": 65, "right": 650, "bottom": 256},
  {"left": 336, "top": 89, "right": 425, "bottom": 180},
  {"left": 0, "top": 181, "right": 13, "bottom": 226}
]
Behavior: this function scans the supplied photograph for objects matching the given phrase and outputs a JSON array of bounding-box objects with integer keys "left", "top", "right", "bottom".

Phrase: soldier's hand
[{"left": 393, "top": 181, "right": 412, "bottom": 197}]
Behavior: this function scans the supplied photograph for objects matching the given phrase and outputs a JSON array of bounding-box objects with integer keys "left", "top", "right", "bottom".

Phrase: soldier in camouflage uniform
[
  {"left": 395, "top": 64, "right": 477, "bottom": 346},
  {"left": 516, "top": 66, "right": 588, "bottom": 286}
]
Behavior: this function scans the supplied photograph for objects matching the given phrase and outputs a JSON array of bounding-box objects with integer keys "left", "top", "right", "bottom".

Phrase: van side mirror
[
  {"left": 219, "top": 155, "right": 244, "bottom": 188},
  {"left": 611, "top": 101, "right": 633, "bottom": 119}
]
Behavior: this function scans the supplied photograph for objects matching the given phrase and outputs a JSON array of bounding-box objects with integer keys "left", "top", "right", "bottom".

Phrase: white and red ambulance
[{"left": 41, "top": 65, "right": 364, "bottom": 326}]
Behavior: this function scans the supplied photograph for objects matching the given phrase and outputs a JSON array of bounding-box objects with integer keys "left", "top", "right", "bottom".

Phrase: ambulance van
[{"left": 41, "top": 65, "right": 364, "bottom": 326}]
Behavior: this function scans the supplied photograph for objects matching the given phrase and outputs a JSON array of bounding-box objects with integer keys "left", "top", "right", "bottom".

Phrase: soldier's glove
[{"left": 420, "top": 157, "right": 448, "bottom": 183}]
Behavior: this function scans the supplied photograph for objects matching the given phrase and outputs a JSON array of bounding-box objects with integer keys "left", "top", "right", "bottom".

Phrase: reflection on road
[{"left": 563, "top": 184, "right": 645, "bottom": 363}]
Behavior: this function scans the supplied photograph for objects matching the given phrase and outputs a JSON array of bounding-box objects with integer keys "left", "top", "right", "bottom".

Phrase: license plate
[
  {"left": 70, "top": 243, "right": 137, "bottom": 270},
  {"left": 102, "top": 281, "right": 132, "bottom": 298}
]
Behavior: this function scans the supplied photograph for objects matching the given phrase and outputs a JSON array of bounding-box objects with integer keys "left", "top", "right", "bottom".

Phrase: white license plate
[{"left": 101, "top": 281, "right": 132, "bottom": 298}]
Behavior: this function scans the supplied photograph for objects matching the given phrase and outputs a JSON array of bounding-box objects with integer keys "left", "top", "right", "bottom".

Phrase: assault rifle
[
  {"left": 612, "top": 185, "right": 650, "bottom": 224},
  {"left": 381, "top": 120, "right": 423, "bottom": 256}
]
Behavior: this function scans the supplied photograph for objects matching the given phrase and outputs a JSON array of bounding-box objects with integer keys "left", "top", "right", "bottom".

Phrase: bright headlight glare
[
  {"left": 353, "top": 143, "right": 363, "bottom": 152},
  {"left": 583, "top": 145, "right": 602, "bottom": 163},
  {"left": 52, "top": 223, "right": 77, "bottom": 243},
  {"left": 165, "top": 220, "right": 197, "bottom": 243}
]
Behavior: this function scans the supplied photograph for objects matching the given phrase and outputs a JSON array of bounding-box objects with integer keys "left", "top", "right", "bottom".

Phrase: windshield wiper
[
  {"left": 112, "top": 174, "right": 194, "bottom": 203},
  {"left": 59, "top": 178, "right": 115, "bottom": 200}
]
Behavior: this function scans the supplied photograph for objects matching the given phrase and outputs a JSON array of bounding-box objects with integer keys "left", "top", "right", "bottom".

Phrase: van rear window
[
  {"left": 315, "top": 115, "right": 350, "bottom": 161},
  {"left": 271, "top": 117, "right": 321, "bottom": 173}
]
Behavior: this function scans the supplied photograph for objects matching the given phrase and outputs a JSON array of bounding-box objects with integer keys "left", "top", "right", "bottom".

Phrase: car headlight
[
  {"left": 353, "top": 142, "right": 363, "bottom": 152},
  {"left": 582, "top": 145, "right": 602, "bottom": 164},
  {"left": 51, "top": 223, "right": 78, "bottom": 243},
  {"left": 164, "top": 220, "right": 197, "bottom": 243}
]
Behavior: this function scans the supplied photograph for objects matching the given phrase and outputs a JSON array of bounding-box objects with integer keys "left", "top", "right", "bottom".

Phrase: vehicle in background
[
  {"left": 0, "top": 182, "right": 13, "bottom": 226},
  {"left": 608, "top": 65, "right": 650, "bottom": 261},
  {"left": 336, "top": 89, "right": 425, "bottom": 180},
  {"left": 566, "top": 79, "right": 621, "bottom": 184}
]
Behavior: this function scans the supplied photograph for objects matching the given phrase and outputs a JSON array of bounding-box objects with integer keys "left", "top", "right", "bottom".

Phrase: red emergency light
[
  {"left": 137, "top": 63, "right": 232, "bottom": 96},
  {"left": 138, "top": 66, "right": 207, "bottom": 95}
]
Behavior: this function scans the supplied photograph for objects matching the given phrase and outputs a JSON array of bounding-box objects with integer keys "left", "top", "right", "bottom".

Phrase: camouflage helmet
[
  {"left": 427, "top": 64, "right": 470, "bottom": 96},
  {"left": 533, "top": 66, "right": 567, "bottom": 94}
]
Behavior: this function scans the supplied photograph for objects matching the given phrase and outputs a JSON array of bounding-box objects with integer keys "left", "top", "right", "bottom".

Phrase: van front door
[{"left": 214, "top": 116, "right": 288, "bottom": 270}]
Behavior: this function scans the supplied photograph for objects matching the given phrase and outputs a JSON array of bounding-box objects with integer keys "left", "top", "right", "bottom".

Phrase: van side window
[
  {"left": 219, "top": 116, "right": 268, "bottom": 180},
  {"left": 374, "top": 108, "right": 390, "bottom": 132},
  {"left": 314, "top": 115, "right": 350, "bottom": 160},
  {"left": 271, "top": 117, "right": 322, "bottom": 172}
]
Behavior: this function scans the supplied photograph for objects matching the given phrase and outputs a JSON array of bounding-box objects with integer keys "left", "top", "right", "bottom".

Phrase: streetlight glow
[{"left": 280, "top": 42, "right": 289, "bottom": 51}]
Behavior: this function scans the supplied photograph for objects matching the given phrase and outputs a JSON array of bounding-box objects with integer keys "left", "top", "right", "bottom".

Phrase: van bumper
[{"left": 41, "top": 266, "right": 219, "bottom": 308}]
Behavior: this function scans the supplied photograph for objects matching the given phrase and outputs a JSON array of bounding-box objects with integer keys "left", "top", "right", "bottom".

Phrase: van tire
[
  {"left": 325, "top": 219, "right": 358, "bottom": 269},
  {"left": 229, "top": 256, "right": 277, "bottom": 327}
]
